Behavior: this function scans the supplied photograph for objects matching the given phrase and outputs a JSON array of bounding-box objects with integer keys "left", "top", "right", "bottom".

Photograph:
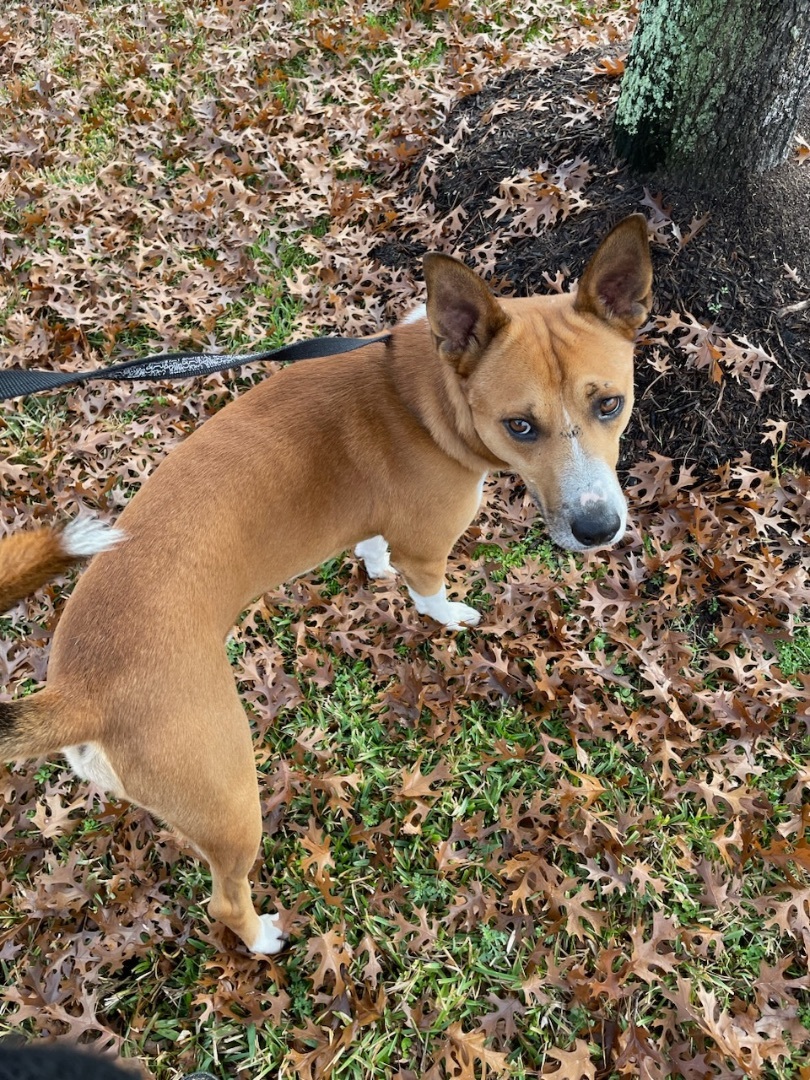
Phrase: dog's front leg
[
  {"left": 409, "top": 582, "right": 481, "bottom": 631},
  {"left": 390, "top": 549, "right": 480, "bottom": 631},
  {"left": 354, "top": 535, "right": 394, "bottom": 579}
]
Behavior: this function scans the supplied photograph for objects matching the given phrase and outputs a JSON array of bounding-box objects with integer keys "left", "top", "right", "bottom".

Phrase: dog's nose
[{"left": 570, "top": 510, "right": 622, "bottom": 548}]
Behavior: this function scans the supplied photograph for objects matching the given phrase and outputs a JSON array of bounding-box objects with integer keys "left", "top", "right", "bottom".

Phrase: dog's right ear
[
  {"left": 574, "top": 214, "right": 653, "bottom": 338},
  {"left": 423, "top": 253, "right": 509, "bottom": 377}
]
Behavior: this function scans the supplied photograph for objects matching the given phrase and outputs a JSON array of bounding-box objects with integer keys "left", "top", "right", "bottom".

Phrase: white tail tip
[{"left": 62, "top": 517, "right": 127, "bottom": 558}]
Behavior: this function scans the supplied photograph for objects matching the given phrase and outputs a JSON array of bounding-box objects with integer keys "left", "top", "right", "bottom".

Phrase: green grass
[
  {"left": 474, "top": 524, "right": 566, "bottom": 582},
  {"left": 4, "top": 609, "right": 810, "bottom": 1074},
  {"left": 776, "top": 623, "right": 810, "bottom": 679},
  {"left": 0, "top": 395, "right": 71, "bottom": 464}
]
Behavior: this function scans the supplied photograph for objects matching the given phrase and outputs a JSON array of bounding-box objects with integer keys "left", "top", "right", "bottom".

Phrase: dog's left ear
[
  {"left": 574, "top": 214, "right": 653, "bottom": 338},
  {"left": 423, "top": 253, "right": 509, "bottom": 376}
]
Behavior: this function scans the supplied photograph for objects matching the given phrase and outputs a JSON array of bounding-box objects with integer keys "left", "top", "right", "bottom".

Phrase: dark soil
[{"left": 380, "top": 51, "right": 810, "bottom": 479}]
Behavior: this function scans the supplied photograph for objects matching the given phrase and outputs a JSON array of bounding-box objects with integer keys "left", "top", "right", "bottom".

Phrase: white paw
[
  {"left": 442, "top": 602, "right": 481, "bottom": 631},
  {"left": 409, "top": 585, "right": 480, "bottom": 630},
  {"left": 250, "top": 912, "right": 286, "bottom": 955},
  {"left": 355, "top": 535, "right": 394, "bottom": 579}
]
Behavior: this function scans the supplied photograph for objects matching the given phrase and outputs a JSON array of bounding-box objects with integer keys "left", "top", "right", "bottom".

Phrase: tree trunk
[{"left": 613, "top": 0, "right": 810, "bottom": 181}]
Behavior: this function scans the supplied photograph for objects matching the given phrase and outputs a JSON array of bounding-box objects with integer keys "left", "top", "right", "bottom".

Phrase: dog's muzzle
[
  {"left": 569, "top": 508, "right": 622, "bottom": 548},
  {"left": 529, "top": 487, "right": 627, "bottom": 552}
]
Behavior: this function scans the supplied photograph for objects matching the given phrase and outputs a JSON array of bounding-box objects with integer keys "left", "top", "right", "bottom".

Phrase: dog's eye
[
  {"left": 504, "top": 418, "right": 536, "bottom": 440},
  {"left": 597, "top": 396, "right": 623, "bottom": 418}
]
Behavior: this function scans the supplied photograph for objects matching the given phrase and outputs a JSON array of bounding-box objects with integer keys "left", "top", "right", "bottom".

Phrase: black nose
[{"left": 570, "top": 511, "right": 622, "bottom": 548}]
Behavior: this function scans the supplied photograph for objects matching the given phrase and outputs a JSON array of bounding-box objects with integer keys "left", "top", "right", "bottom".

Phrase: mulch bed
[{"left": 379, "top": 50, "right": 810, "bottom": 479}]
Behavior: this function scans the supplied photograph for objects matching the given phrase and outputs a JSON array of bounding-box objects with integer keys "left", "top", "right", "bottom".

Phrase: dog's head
[{"left": 423, "top": 215, "right": 652, "bottom": 552}]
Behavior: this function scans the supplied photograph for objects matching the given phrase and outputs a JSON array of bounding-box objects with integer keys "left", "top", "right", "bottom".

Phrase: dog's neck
[{"left": 385, "top": 321, "right": 506, "bottom": 475}]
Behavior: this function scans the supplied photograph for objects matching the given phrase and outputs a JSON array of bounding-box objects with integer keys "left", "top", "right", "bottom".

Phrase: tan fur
[
  {"left": 0, "top": 216, "right": 652, "bottom": 953},
  {"left": 0, "top": 527, "right": 76, "bottom": 611}
]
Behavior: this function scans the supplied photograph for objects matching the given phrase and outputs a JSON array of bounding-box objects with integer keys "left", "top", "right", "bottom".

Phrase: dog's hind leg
[
  {"left": 203, "top": 817, "right": 286, "bottom": 955},
  {"left": 107, "top": 688, "right": 284, "bottom": 955},
  {"left": 176, "top": 710, "right": 285, "bottom": 954}
]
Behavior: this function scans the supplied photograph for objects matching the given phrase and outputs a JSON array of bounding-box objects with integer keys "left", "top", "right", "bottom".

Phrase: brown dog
[{"left": 0, "top": 216, "right": 652, "bottom": 953}]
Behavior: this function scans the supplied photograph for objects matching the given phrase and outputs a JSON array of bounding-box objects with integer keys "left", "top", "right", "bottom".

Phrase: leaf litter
[{"left": 0, "top": 2, "right": 809, "bottom": 1078}]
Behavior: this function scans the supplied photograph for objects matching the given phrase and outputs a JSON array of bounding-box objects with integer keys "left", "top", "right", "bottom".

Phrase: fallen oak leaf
[
  {"left": 623, "top": 914, "right": 680, "bottom": 986},
  {"left": 435, "top": 1022, "right": 511, "bottom": 1079},
  {"left": 589, "top": 55, "right": 625, "bottom": 77},
  {"left": 473, "top": 991, "right": 525, "bottom": 1045},
  {"left": 358, "top": 932, "right": 383, "bottom": 986},
  {"left": 304, "top": 926, "right": 353, "bottom": 996},
  {"left": 761, "top": 418, "right": 789, "bottom": 447},
  {"left": 29, "top": 790, "right": 88, "bottom": 838},
  {"left": 297, "top": 819, "right": 343, "bottom": 909},
  {"left": 558, "top": 770, "right": 607, "bottom": 813},
  {"left": 754, "top": 955, "right": 810, "bottom": 1009},
  {"left": 542, "top": 1039, "right": 596, "bottom": 1080},
  {"left": 391, "top": 906, "right": 441, "bottom": 954},
  {"left": 395, "top": 758, "right": 451, "bottom": 801},
  {"left": 310, "top": 770, "right": 363, "bottom": 817},
  {"left": 395, "top": 757, "right": 452, "bottom": 835},
  {"left": 298, "top": 818, "right": 334, "bottom": 879}
]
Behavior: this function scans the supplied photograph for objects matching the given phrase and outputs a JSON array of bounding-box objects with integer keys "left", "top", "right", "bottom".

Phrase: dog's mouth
[{"left": 528, "top": 487, "right": 627, "bottom": 552}]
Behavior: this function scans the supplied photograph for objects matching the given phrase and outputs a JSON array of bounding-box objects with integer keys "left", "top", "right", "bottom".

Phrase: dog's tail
[
  {"left": 0, "top": 688, "right": 83, "bottom": 758},
  {"left": 0, "top": 518, "right": 121, "bottom": 758},
  {"left": 0, "top": 517, "right": 125, "bottom": 612}
]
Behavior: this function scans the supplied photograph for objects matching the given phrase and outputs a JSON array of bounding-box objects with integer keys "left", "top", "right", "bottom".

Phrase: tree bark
[{"left": 613, "top": 0, "right": 810, "bottom": 180}]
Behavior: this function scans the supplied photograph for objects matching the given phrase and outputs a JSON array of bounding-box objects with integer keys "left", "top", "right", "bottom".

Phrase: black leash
[{"left": 0, "top": 332, "right": 391, "bottom": 403}]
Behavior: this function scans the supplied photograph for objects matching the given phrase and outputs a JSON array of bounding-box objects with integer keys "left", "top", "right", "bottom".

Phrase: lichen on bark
[{"left": 614, "top": 0, "right": 810, "bottom": 180}]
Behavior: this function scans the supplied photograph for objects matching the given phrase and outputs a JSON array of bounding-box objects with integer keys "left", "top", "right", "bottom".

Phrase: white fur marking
[
  {"left": 562, "top": 407, "right": 585, "bottom": 462},
  {"left": 408, "top": 584, "right": 480, "bottom": 630},
  {"left": 250, "top": 912, "right": 286, "bottom": 955},
  {"left": 402, "top": 302, "right": 426, "bottom": 326},
  {"left": 547, "top": 406, "right": 626, "bottom": 550},
  {"left": 63, "top": 517, "right": 126, "bottom": 558},
  {"left": 355, "top": 535, "right": 394, "bottom": 579},
  {"left": 63, "top": 742, "right": 126, "bottom": 798}
]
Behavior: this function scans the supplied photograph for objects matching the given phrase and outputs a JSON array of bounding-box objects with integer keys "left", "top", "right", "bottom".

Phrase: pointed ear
[
  {"left": 574, "top": 214, "right": 653, "bottom": 337},
  {"left": 423, "top": 253, "right": 509, "bottom": 376}
]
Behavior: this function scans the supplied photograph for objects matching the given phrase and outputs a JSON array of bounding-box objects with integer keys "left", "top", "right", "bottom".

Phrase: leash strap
[{"left": 0, "top": 332, "right": 391, "bottom": 403}]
